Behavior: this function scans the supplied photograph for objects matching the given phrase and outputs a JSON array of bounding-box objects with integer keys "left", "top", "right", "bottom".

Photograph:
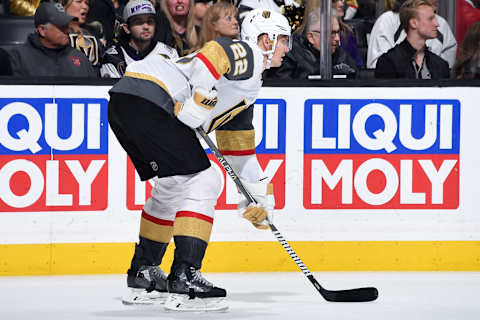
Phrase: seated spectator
[
  {"left": 265, "top": 8, "right": 358, "bottom": 80},
  {"left": 0, "top": 47, "right": 12, "bottom": 76},
  {"left": 101, "top": 0, "right": 178, "bottom": 78},
  {"left": 62, "top": 0, "right": 104, "bottom": 74},
  {"left": 86, "top": 0, "right": 116, "bottom": 46},
  {"left": 375, "top": 0, "right": 449, "bottom": 79},
  {"left": 9, "top": 2, "right": 96, "bottom": 77},
  {"left": 332, "top": 0, "right": 363, "bottom": 67},
  {"left": 456, "top": 0, "right": 480, "bottom": 56},
  {"left": 194, "top": 1, "right": 239, "bottom": 48},
  {"left": 453, "top": 21, "right": 480, "bottom": 79},
  {"left": 193, "top": 0, "right": 211, "bottom": 27},
  {"left": 350, "top": 0, "right": 376, "bottom": 20},
  {"left": 156, "top": 0, "right": 198, "bottom": 56},
  {"left": 367, "top": 0, "right": 456, "bottom": 68}
]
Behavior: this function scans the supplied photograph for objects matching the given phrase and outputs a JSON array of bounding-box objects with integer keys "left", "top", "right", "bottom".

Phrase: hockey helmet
[{"left": 240, "top": 9, "right": 291, "bottom": 68}]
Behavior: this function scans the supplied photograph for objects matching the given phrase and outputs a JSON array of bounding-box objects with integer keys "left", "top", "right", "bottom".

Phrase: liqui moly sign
[
  {"left": 303, "top": 99, "right": 460, "bottom": 209},
  {"left": 0, "top": 98, "right": 109, "bottom": 211}
]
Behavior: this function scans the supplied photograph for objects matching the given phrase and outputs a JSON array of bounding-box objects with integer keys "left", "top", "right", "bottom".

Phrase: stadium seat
[{"left": 0, "top": 16, "right": 35, "bottom": 50}]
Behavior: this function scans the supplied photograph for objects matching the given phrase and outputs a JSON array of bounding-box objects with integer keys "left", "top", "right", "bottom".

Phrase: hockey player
[
  {"left": 100, "top": 0, "right": 178, "bottom": 78},
  {"left": 108, "top": 8, "right": 291, "bottom": 311}
]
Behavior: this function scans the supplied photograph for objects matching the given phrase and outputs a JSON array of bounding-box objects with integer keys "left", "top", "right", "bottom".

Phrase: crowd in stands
[{"left": 0, "top": 0, "right": 480, "bottom": 80}]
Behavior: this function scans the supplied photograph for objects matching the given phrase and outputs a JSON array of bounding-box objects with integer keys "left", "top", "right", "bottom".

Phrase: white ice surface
[{"left": 0, "top": 272, "right": 479, "bottom": 320}]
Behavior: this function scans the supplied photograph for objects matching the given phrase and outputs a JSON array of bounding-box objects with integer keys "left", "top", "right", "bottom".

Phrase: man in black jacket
[
  {"left": 9, "top": 2, "right": 96, "bottom": 77},
  {"left": 375, "top": 0, "right": 450, "bottom": 79},
  {"left": 264, "top": 9, "right": 358, "bottom": 80}
]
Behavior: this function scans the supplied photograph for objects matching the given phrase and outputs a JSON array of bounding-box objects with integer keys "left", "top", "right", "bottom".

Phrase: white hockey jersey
[
  {"left": 111, "top": 37, "right": 264, "bottom": 134},
  {"left": 100, "top": 41, "right": 179, "bottom": 78}
]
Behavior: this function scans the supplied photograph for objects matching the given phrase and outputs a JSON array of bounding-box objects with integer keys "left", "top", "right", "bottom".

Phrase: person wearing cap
[
  {"left": 8, "top": 2, "right": 96, "bottom": 77},
  {"left": 61, "top": 0, "right": 105, "bottom": 75},
  {"left": 100, "top": 0, "right": 178, "bottom": 78}
]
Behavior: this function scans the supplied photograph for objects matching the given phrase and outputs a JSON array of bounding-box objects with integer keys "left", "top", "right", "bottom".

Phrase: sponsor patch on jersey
[{"left": 303, "top": 99, "right": 460, "bottom": 209}]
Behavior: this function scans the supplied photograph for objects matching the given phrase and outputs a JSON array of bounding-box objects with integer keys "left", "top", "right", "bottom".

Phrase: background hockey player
[
  {"left": 107, "top": 8, "right": 291, "bottom": 311},
  {"left": 100, "top": 0, "right": 178, "bottom": 78}
]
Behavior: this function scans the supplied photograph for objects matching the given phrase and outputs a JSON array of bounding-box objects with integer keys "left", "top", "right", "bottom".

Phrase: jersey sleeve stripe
[
  {"left": 124, "top": 71, "right": 173, "bottom": 97},
  {"left": 197, "top": 40, "right": 231, "bottom": 79},
  {"left": 196, "top": 52, "right": 221, "bottom": 80}
]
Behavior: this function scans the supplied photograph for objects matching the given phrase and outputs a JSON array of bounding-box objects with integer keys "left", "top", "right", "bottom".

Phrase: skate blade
[
  {"left": 164, "top": 293, "right": 228, "bottom": 312},
  {"left": 122, "top": 288, "right": 168, "bottom": 305}
]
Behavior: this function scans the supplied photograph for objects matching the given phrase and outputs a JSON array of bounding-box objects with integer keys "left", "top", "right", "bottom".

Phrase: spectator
[
  {"left": 62, "top": 0, "right": 104, "bottom": 74},
  {"left": 375, "top": 0, "right": 449, "bottom": 79},
  {"left": 456, "top": 0, "right": 480, "bottom": 55},
  {"left": 193, "top": 0, "right": 211, "bottom": 27},
  {"left": 195, "top": 1, "right": 239, "bottom": 49},
  {"left": 86, "top": 0, "right": 117, "bottom": 46},
  {"left": 332, "top": 0, "right": 362, "bottom": 67},
  {"left": 0, "top": 47, "right": 12, "bottom": 76},
  {"left": 353, "top": 0, "right": 376, "bottom": 20},
  {"left": 101, "top": 0, "right": 178, "bottom": 78},
  {"left": 265, "top": 8, "right": 357, "bottom": 80},
  {"left": 156, "top": 0, "right": 198, "bottom": 56},
  {"left": 367, "top": 0, "right": 456, "bottom": 68},
  {"left": 453, "top": 21, "right": 480, "bottom": 79},
  {"left": 9, "top": 2, "right": 96, "bottom": 77}
]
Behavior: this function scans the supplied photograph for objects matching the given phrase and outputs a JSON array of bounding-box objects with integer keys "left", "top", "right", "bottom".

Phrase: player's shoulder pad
[{"left": 214, "top": 37, "right": 255, "bottom": 80}]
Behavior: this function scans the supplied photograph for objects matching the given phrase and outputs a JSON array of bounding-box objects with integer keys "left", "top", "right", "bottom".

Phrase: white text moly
[
  {"left": 311, "top": 103, "right": 455, "bottom": 152},
  {"left": 311, "top": 158, "right": 457, "bottom": 205}
]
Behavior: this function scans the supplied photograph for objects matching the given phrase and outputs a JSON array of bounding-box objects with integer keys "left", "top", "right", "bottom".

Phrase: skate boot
[
  {"left": 164, "top": 263, "right": 227, "bottom": 312},
  {"left": 122, "top": 266, "right": 169, "bottom": 305}
]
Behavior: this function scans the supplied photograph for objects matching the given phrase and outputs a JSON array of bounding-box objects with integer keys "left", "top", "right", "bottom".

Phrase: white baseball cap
[{"left": 123, "top": 0, "right": 156, "bottom": 22}]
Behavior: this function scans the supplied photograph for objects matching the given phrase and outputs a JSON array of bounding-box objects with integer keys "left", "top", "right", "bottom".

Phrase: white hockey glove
[
  {"left": 174, "top": 88, "right": 217, "bottom": 128},
  {"left": 237, "top": 178, "right": 275, "bottom": 230}
]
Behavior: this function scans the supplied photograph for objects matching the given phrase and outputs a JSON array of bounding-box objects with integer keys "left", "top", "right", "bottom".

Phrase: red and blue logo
[
  {"left": 0, "top": 98, "right": 109, "bottom": 211},
  {"left": 303, "top": 99, "right": 460, "bottom": 209},
  {"left": 127, "top": 99, "right": 286, "bottom": 210}
]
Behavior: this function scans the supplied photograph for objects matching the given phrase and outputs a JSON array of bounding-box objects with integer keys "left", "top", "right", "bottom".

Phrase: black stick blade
[{"left": 321, "top": 287, "right": 379, "bottom": 302}]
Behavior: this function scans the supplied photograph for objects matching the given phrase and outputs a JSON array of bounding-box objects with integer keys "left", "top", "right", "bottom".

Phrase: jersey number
[{"left": 230, "top": 43, "right": 248, "bottom": 76}]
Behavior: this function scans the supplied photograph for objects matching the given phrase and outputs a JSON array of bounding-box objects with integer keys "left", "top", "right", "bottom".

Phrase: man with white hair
[{"left": 108, "top": 8, "right": 291, "bottom": 311}]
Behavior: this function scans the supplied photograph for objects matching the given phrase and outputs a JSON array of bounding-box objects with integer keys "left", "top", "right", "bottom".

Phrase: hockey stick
[{"left": 196, "top": 127, "right": 378, "bottom": 302}]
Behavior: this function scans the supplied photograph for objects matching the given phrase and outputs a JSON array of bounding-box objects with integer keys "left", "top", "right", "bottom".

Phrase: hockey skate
[
  {"left": 122, "top": 266, "right": 169, "bottom": 305},
  {"left": 164, "top": 264, "right": 228, "bottom": 312}
]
